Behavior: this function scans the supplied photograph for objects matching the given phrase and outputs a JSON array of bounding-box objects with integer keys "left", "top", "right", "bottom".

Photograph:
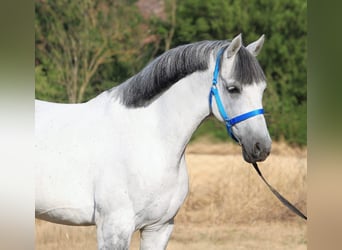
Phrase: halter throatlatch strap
[
  {"left": 210, "top": 47, "right": 307, "bottom": 221},
  {"left": 209, "top": 48, "right": 264, "bottom": 143}
]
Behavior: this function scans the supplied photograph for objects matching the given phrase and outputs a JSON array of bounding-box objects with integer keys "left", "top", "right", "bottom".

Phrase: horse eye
[{"left": 227, "top": 86, "right": 240, "bottom": 94}]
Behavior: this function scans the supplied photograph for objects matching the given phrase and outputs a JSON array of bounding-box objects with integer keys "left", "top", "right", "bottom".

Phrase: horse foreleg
[
  {"left": 95, "top": 211, "right": 135, "bottom": 250},
  {"left": 139, "top": 219, "right": 174, "bottom": 250}
]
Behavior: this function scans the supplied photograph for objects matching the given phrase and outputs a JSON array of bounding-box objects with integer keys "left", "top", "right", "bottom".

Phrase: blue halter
[{"left": 209, "top": 48, "right": 264, "bottom": 143}]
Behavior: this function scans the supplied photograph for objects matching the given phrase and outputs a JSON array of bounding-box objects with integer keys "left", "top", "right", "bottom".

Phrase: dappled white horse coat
[{"left": 35, "top": 34, "right": 271, "bottom": 249}]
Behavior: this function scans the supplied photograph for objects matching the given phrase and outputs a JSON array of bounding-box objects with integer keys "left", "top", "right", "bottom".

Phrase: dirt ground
[{"left": 35, "top": 141, "right": 307, "bottom": 249}]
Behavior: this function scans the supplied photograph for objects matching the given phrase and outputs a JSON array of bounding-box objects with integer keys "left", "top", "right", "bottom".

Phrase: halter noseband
[
  {"left": 209, "top": 48, "right": 264, "bottom": 143},
  {"left": 209, "top": 48, "right": 307, "bottom": 221}
]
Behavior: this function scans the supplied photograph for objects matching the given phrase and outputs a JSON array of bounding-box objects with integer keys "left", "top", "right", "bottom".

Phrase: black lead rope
[
  {"left": 252, "top": 162, "right": 307, "bottom": 220},
  {"left": 210, "top": 46, "right": 306, "bottom": 220}
]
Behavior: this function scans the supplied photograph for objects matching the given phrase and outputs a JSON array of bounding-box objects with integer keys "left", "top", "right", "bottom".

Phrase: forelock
[{"left": 232, "top": 46, "right": 266, "bottom": 85}]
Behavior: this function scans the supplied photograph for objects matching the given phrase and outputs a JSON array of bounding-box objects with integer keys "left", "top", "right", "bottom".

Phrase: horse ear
[
  {"left": 246, "top": 34, "right": 265, "bottom": 57},
  {"left": 226, "top": 34, "right": 242, "bottom": 58}
]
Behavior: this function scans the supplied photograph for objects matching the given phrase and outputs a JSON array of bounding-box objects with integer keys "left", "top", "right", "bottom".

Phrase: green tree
[
  {"left": 35, "top": 0, "right": 147, "bottom": 103},
  {"left": 153, "top": 0, "right": 307, "bottom": 145}
]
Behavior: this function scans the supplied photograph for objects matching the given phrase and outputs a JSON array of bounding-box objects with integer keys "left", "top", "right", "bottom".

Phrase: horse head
[{"left": 210, "top": 34, "right": 272, "bottom": 163}]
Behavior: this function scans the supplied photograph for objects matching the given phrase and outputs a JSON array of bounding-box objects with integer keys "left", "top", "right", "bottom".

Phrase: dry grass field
[{"left": 35, "top": 141, "right": 307, "bottom": 249}]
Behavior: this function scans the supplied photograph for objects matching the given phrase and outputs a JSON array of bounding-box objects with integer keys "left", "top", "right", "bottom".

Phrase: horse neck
[{"left": 151, "top": 69, "right": 213, "bottom": 156}]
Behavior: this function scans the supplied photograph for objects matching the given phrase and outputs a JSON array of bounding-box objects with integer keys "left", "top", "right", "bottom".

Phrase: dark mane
[{"left": 115, "top": 40, "right": 265, "bottom": 107}]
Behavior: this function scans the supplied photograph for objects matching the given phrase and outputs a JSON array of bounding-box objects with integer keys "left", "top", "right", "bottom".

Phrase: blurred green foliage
[{"left": 35, "top": 0, "right": 306, "bottom": 145}]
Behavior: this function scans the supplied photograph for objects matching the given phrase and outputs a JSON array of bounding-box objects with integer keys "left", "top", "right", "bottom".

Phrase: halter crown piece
[
  {"left": 209, "top": 48, "right": 307, "bottom": 220},
  {"left": 209, "top": 48, "right": 264, "bottom": 143}
]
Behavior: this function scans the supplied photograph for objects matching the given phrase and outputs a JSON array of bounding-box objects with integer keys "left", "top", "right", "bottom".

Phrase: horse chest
[{"left": 125, "top": 156, "right": 189, "bottom": 228}]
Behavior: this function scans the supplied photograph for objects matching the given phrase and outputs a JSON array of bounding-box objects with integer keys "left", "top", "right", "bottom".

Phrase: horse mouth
[
  {"left": 242, "top": 146, "right": 253, "bottom": 163},
  {"left": 242, "top": 144, "right": 269, "bottom": 163}
]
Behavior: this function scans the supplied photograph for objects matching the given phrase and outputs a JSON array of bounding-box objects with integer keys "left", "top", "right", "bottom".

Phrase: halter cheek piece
[
  {"left": 209, "top": 48, "right": 264, "bottom": 143},
  {"left": 209, "top": 48, "right": 307, "bottom": 221}
]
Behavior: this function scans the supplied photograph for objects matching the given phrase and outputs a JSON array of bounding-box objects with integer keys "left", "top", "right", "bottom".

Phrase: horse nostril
[
  {"left": 252, "top": 141, "right": 271, "bottom": 161},
  {"left": 254, "top": 142, "right": 261, "bottom": 153}
]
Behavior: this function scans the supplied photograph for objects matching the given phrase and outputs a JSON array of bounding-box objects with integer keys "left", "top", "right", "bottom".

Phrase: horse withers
[{"left": 35, "top": 34, "right": 271, "bottom": 249}]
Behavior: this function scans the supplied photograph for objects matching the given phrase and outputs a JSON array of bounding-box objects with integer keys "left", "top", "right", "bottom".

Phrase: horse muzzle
[{"left": 242, "top": 139, "right": 272, "bottom": 163}]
